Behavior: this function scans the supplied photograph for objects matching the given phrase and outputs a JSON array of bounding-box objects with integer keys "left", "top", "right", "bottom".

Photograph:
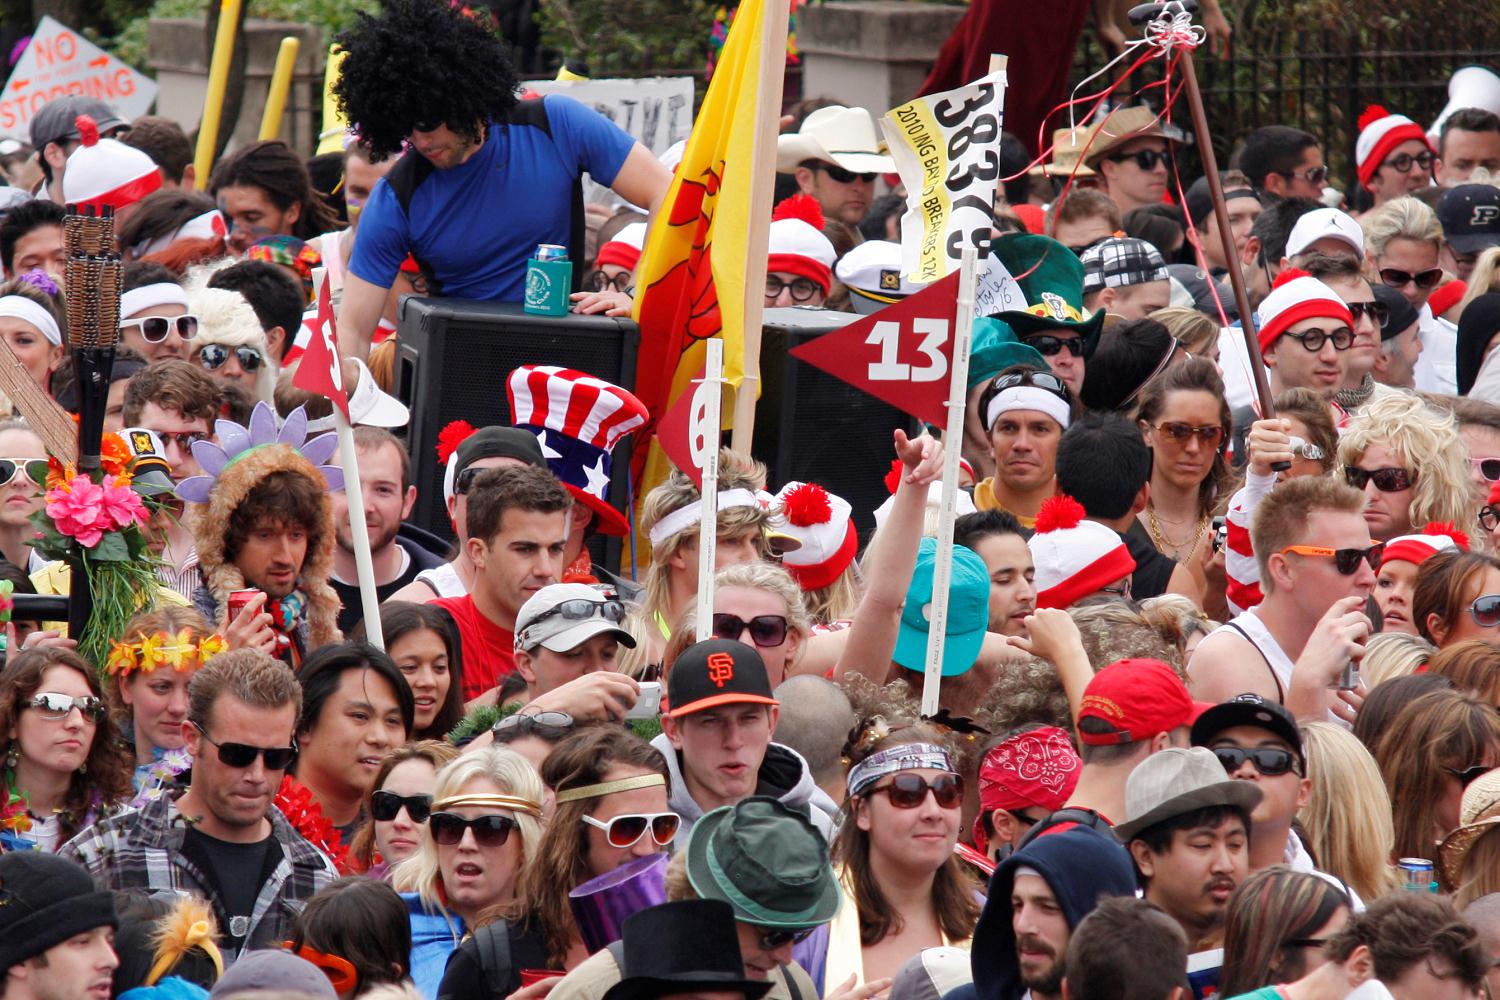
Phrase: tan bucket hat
[
  {"left": 1081, "top": 105, "right": 1188, "bottom": 167},
  {"left": 1438, "top": 768, "right": 1500, "bottom": 890}
]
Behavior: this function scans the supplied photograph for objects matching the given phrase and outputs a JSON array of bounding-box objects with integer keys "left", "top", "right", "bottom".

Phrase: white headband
[
  {"left": 648, "top": 487, "right": 762, "bottom": 548},
  {"left": 0, "top": 295, "right": 60, "bottom": 346},
  {"left": 120, "top": 283, "right": 190, "bottom": 320},
  {"left": 985, "top": 386, "right": 1071, "bottom": 433}
]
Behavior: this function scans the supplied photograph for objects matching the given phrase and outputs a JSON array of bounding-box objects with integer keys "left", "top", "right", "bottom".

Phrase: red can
[{"left": 226, "top": 587, "right": 263, "bottom": 623}]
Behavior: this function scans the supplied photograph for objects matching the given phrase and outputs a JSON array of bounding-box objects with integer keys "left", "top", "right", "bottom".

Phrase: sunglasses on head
[
  {"left": 492, "top": 711, "right": 575, "bottom": 738},
  {"left": 120, "top": 314, "right": 198, "bottom": 344},
  {"left": 757, "top": 926, "right": 818, "bottom": 951},
  {"left": 582, "top": 811, "right": 681, "bottom": 849},
  {"left": 1213, "top": 745, "right": 1301, "bottom": 777},
  {"left": 1275, "top": 165, "right": 1330, "bottom": 185},
  {"left": 526, "top": 596, "right": 626, "bottom": 631},
  {"left": 198, "top": 344, "right": 265, "bottom": 373},
  {"left": 1023, "top": 334, "right": 1084, "bottom": 358},
  {"left": 711, "top": 612, "right": 789, "bottom": 648},
  {"left": 866, "top": 771, "right": 964, "bottom": 809},
  {"left": 1344, "top": 466, "right": 1414, "bottom": 493},
  {"left": 26, "top": 692, "right": 106, "bottom": 723},
  {"left": 0, "top": 456, "right": 45, "bottom": 488},
  {"left": 1279, "top": 543, "right": 1384, "bottom": 575},
  {"left": 284, "top": 945, "right": 358, "bottom": 995},
  {"left": 1446, "top": 763, "right": 1492, "bottom": 787},
  {"left": 1153, "top": 421, "right": 1225, "bottom": 449},
  {"left": 429, "top": 811, "right": 519, "bottom": 847},
  {"left": 1382, "top": 151, "right": 1436, "bottom": 174},
  {"left": 1108, "top": 148, "right": 1170, "bottom": 171},
  {"left": 1346, "top": 300, "right": 1389, "bottom": 325},
  {"left": 988, "top": 368, "right": 1071, "bottom": 399},
  {"left": 814, "top": 162, "right": 878, "bottom": 184},
  {"left": 1470, "top": 594, "right": 1500, "bottom": 629},
  {"left": 1379, "top": 266, "right": 1443, "bottom": 290},
  {"left": 1284, "top": 326, "right": 1354, "bottom": 352},
  {"left": 370, "top": 790, "right": 432, "bottom": 823},
  {"left": 191, "top": 721, "right": 297, "bottom": 770},
  {"left": 1471, "top": 457, "right": 1500, "bottom": 483}
]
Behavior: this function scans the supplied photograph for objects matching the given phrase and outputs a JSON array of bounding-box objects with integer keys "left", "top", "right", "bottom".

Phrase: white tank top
[
  {"left": 1210, "top": 608, "right": 1296, "bottom": 701},
  {"left": 414, "top": 561, "right": 466, "bottom": 599}
]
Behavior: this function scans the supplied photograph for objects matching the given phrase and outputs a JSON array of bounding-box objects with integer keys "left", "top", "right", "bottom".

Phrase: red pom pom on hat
[
  {"left": 1035, "top": 494, "right": 1086, "bottom": 533},
  {"left": 1420, "top": 521, "right": 1470, "bottom": 551},
  {"left": 782, "top": 481, "right": 833, "bottom": 527},
  {"left": 437, "top": 420, "right": 477, "bottom": 464},
  {"left": 75, "top": 115, "right": 98, "bottom": 147},
  {"left": 1271, "top": 267, "right": 1311, "bottom": 289},
  {"left": 1357, "top": 104, "right": 1390, "bottom": 132},
  {"left": 773, "top": 193, "right": 825, "bottom": 229}
]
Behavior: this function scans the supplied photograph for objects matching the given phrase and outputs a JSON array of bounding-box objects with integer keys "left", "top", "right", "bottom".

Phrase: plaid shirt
[{"left": 57, "top": 789, "right": 338, "bottom": 959}]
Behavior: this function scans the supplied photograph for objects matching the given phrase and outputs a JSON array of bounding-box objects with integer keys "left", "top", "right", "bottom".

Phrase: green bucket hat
[
  {"left": 969, "top": 316, "right": 1049, "bottom": 389},
  {"left": 990, "top": 233, "right": 1105, "bottom": 357},
  {"left": 685, "top": 796, "right": 841, "bottom": 928}
]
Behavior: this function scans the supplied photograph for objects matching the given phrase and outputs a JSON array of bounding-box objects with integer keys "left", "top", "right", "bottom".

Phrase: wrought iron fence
[{"left": 1069, "top": 3, "right": 1500, "bottom": 196}]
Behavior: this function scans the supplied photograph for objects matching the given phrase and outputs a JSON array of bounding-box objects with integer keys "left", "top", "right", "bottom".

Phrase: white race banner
[{"left": 880, "top": 69, "right": 1007, "bottom": 286}]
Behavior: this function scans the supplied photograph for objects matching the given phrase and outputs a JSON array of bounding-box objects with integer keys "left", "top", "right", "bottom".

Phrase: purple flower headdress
[{"left": 175, "top": 401, "right": 344, "bottom": 504}]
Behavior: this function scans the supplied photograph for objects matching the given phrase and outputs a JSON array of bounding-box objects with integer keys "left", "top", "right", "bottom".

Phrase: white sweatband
[
  {"left": 985, "top": 386, "right": 1071, "bottom": 432},
  {"left": 648, "top": 487, "right": 761, "bottom": 548},
  {"left": 0, "top": 295, "right": 61, "bottom": 346},
  {"left": 120, "top": 283, "right": 190, "bottom": 320}
]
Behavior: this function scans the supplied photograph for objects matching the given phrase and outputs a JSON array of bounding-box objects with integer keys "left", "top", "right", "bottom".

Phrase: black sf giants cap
[{"left": 666, "top": 639, "right": 780, "bottom": 719}]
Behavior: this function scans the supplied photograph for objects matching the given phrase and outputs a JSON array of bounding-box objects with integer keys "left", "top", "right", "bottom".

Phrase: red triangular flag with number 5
[{"left": 789, "top": 271, "right": 959, "bottom": 428}]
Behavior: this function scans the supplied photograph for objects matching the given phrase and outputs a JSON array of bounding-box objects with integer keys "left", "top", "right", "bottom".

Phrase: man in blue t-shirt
[{"left": 331, "top": 0, "right": 671, "bottom": 359}]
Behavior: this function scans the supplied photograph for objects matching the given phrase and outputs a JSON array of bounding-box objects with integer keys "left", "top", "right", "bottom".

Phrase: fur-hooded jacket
[{"left": 187, "top": 440, "right": 342, "bottom": 651}]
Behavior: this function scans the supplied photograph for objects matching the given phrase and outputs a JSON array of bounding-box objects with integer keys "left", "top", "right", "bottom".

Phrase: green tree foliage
[{"left": 534, "top": 0, "right": 714, "bottom": 76}]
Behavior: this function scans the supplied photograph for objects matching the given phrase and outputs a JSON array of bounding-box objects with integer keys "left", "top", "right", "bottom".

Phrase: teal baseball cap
[{"left": 893, "top": 537, "right": 990, "bottom": 677}]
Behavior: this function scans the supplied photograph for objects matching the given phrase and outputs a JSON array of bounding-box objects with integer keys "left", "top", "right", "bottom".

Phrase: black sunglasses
[
  {"left": 410, "top": 119, "right": 444, "bottom": 133},
  {"left": 1023, "top": 334, "right": 1084, "bottom": 358},
  {"left": 1213, "top": 745, "right": 1301, "bottom": 777},
  {"left": 1275, "top": 165, "right": 1330, "bottom": 185},
  {"left": 429, "top": 812, "right": 519, "bottom": 847},
  {"left": 866, "top": 772, "right": 964, "bottom": 809},
  {"left": 199, "top": 344, "right": 265, "bottom": 373},
  {"left": 1067, "top": 235, "right": 1112, "bottom": 257},
  {"left": 1344, "top": 466, "right": 1414, "bottom": 492},
  {"left": 1379, "top": 266, "right": 1442, "bottom": 290},
  {"left": 814, "top": 162, "right": 878, "bottom": 184},
  {"left": 711, "top": 613, "right": 789, "bottom": 648},
  {"left": 370, "top": 790, "right": 433, "bottom": 824},
  {"left": 1108, "top": 148, "right": 1170, "bottom": 171},
  {"left": 1347, "top": 300, "right": 1389, "bottom": 326},
  {"left": 1278, "top": 543, "right": 1384, "bottom": 575},
  {"left": 157, "top": 431, "right": 211, "bottom": 453},
  {"left": 1470, "top": 595, "right": 1500, "bottom": 629},
  {"left": 192, "top": 721, "right": 297, "bottom": 770},
  {"left": 1285, "top": 326, "right": 1354, "bottom": 352},
  {"left": 757, "top": 926, "right": 818, "bottom": 951},
  {"left": 1445, "top": 764, "right": 1492, "bottom": 787},
  {"left": 121, "top": 313, "right": 199, "bottom": 343}
]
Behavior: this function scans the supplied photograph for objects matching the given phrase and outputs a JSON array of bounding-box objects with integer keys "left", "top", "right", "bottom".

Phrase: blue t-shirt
[{"left": 351, "top": 94, "right": 635, "bottom": 301}]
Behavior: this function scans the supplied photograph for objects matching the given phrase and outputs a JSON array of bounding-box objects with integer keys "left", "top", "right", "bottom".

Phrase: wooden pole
[
  {"left": 258, "top": 37, "right": 301, "bottom": 141},
  {"left": 729, "top": 0, "right": 791, "bottom": 454},
  {"left": 194, "top": 0, "right": 244, "bottom": 190}
]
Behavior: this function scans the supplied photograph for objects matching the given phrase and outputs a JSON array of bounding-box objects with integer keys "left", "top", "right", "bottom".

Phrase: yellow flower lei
[{"left": 106, "top": 628, "right": 226, "bottom": 677}]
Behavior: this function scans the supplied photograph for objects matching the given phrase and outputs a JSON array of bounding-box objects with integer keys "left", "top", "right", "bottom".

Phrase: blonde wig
[{"left": 1337, "top": 393, "right": 1472, "bottom": 534}]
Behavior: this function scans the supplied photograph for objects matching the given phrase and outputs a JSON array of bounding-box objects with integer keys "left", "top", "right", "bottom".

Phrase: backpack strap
[
  {"left": 503, "top": 97, "right": 586, "bottom": 293},
  {"left": 1015, "top": 807, "right": 1109, "bottom": 851},
  {"left": 383, "top": 150, "right": 442, "bottom": 295},
  {"left": 474, "top": 920, "right": 513, "bottom": 999},
  {"left": 778, "top": 965, "right": 805, "bottom": 1000}
]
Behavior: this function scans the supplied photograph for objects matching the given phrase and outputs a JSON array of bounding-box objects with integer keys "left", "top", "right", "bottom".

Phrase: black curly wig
[{"left": 333, "top": 0, "right": 521, "bottom": 161}]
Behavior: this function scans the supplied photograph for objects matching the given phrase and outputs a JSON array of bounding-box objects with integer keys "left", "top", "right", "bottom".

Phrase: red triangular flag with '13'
[
  {"left": 654, "top": 367, "right": 714, "bottom": 490},
  {"left": 292, "top": 272, "right": 349, "bottom": 419},
  {"left": 789, "top": 271, "right": 959, "bottom": 428}
]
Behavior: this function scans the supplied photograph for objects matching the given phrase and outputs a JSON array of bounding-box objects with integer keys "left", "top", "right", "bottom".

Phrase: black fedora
[{"left": 601, "top": 900, "right": 774, "bottom": 1000}]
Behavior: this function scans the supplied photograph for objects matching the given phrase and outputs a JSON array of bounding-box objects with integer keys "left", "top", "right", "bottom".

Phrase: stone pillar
[
  {"left": 796, "top": 1, "right": 966, "bottom": 113},
  {"left": 147, "top": 18, "right": 326, "bottom": 156}
]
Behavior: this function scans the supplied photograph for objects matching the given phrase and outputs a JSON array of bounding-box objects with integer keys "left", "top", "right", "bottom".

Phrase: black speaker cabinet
[
  {"left": 395, "top": 298, "right": 640, "bottom": 570},
  {"left": 755, "top": 307, "right": 920, "bottom": 546}
]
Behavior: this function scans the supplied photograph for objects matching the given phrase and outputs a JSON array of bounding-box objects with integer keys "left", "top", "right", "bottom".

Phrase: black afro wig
[{"left": 334, "top": 0, "right": 521, "bottom": 161}]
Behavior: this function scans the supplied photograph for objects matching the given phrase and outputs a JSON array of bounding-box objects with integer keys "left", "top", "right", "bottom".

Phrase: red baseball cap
[{"left": 1077, "top": 659, "right": 1198, "bottom": 746}]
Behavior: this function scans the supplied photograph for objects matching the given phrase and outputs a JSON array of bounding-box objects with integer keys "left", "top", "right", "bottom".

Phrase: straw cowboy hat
[
  {"left": 1031, "top": 125, "right": 1099, "bottom": 178},
  {"left": 1081, "top": 105, "right": 1190, "bottom": 168},
  {"left": 1438, "top": 768, "right": 1500, "bottom": 890},
  {"left": 776, "top": 106, "right": 896, "bottom": 174}
]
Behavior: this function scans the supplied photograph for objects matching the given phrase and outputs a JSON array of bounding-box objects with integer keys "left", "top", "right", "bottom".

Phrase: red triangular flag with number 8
[{"left": 789, "top": 271, "right": 959, "bottom": 428}]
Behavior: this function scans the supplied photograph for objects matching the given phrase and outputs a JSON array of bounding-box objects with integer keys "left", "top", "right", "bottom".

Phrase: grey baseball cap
[
  {"left": 29, "top": 97, "right": 127, "bottom": 150},
  {"left": 514, "top": 582, "right": 635, "bottom": 653}
]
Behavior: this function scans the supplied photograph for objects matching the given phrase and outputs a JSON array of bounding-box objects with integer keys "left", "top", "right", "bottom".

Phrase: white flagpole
[
  {"left": 335, "top": 406, "right": 384, "bottom": 650},
  {"left": 921, "top": 246, "right": 978, "bottom": 716},
  {"left": 694, "top": 339, "right": 725, "bottom": 641}
]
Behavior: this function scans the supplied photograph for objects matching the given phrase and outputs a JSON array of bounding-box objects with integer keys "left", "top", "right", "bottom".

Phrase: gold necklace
[{"left": 1146, "top": 503, "right": 1209, "bottom": 561}]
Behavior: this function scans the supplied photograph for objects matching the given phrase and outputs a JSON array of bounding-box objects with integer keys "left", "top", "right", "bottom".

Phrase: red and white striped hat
[
  {"left": 768, "top": 194, "right": 836, "bottom": 295},
  {"left": 773, "top": 481, "right": 858, "bottom": 591},
  {"left": 1254, "top": 269, "right": 1354, "bottom": 356},
  {"left": 595, "top": 222, "right": 647, "bottom": 273},
  {"left": 1355, "top": 105, "right": 1434, "bottom": 189},
  {"left": 62, "top": 116, "right": 161, "bottom": 212},
  {"left": 1028, "top": 495, "right": 1136, "bottom": 610},
  {"left": 1381, "top": 522, "right": 1469, "bottom": 569}
]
